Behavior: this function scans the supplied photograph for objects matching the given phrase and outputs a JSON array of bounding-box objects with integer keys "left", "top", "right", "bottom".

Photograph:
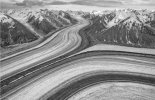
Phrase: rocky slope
[
  {"left": 83, "top": 9, "right": 155, "bottom": 48},
  {"left": 0, "top": 9, "right": 77, "bottom": 48},
  {"left": 0, "top": 14, "right": 38, "bottom": 47}
]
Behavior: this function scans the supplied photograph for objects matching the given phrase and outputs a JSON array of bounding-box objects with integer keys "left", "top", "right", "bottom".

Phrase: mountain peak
[{"left": 119, "top": 14, "right": 142, "bottom": 30}]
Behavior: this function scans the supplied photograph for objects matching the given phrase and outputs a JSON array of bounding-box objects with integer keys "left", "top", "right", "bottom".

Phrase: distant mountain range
[{"left": 1, "top": 8, "right": 155, "bottom": 49}]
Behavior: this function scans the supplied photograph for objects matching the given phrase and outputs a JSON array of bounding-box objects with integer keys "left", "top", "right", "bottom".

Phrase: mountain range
[
  {"left": 0, "top": 9, "right": 77, "bottom": 47},
  {"left": 1, "top": 8, "right": 155, "bottom": 49},
  {"left": 83, "top": 9, "right": 155, "bottom": 48}
]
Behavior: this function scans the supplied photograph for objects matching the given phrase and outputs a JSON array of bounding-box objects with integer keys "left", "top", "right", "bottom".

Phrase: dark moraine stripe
[
  {"left": 47, "top": 71, "right": 155, "bottom": 100},
  {"left": 1, "top": 51, "right": 155, "bottom": 96}
]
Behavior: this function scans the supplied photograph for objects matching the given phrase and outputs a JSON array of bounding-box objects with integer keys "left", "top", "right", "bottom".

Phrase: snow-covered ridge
[
  {"left": 83, "top": 9, "right": 155, "bottom": 48},
  {"left": 0, "top": 14, "right": 15, "bottom": 29},
  {"left": 1, "top": 8, "right": 76, "bottom": 34},
  {"left": 1, "top": 8, "right": 75, "bottom": 25},
  {"left": 0, "top": 8, "right": 77, "bottom": 48},
  {"left": 0, "top": 13, "right": 11, "bottom": 23},
  {"left": 91, "top": 9, "right": 155, "bottom": 29}
]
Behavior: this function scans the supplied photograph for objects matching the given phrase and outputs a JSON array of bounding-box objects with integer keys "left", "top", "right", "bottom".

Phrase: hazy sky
[{"left": 0, "top": 0, "right": 155, "bottom": 8}]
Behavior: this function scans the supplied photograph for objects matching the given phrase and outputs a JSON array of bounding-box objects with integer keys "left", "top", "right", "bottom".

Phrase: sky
[{"left": 0, "top": 0, "right": 155, "bottom": 9}]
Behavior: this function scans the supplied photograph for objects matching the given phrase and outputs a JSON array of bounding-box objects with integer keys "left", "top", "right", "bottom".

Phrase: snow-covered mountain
[
  {"left": 0, "top": 13, "right": 38, "bottom": 47},
  {"left": 0, "top": 9, "right": 77, "bottom": 47},
  {"left": 4, "top": 9, "right": 77, "bottom": 35},
  {"left": 83, "top": 9, "right": 155, "bottom": 48}
]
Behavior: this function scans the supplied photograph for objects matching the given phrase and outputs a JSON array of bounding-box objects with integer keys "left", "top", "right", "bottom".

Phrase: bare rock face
[{"left": 84, "top": 9, "right": 155, "bottom": 48}]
